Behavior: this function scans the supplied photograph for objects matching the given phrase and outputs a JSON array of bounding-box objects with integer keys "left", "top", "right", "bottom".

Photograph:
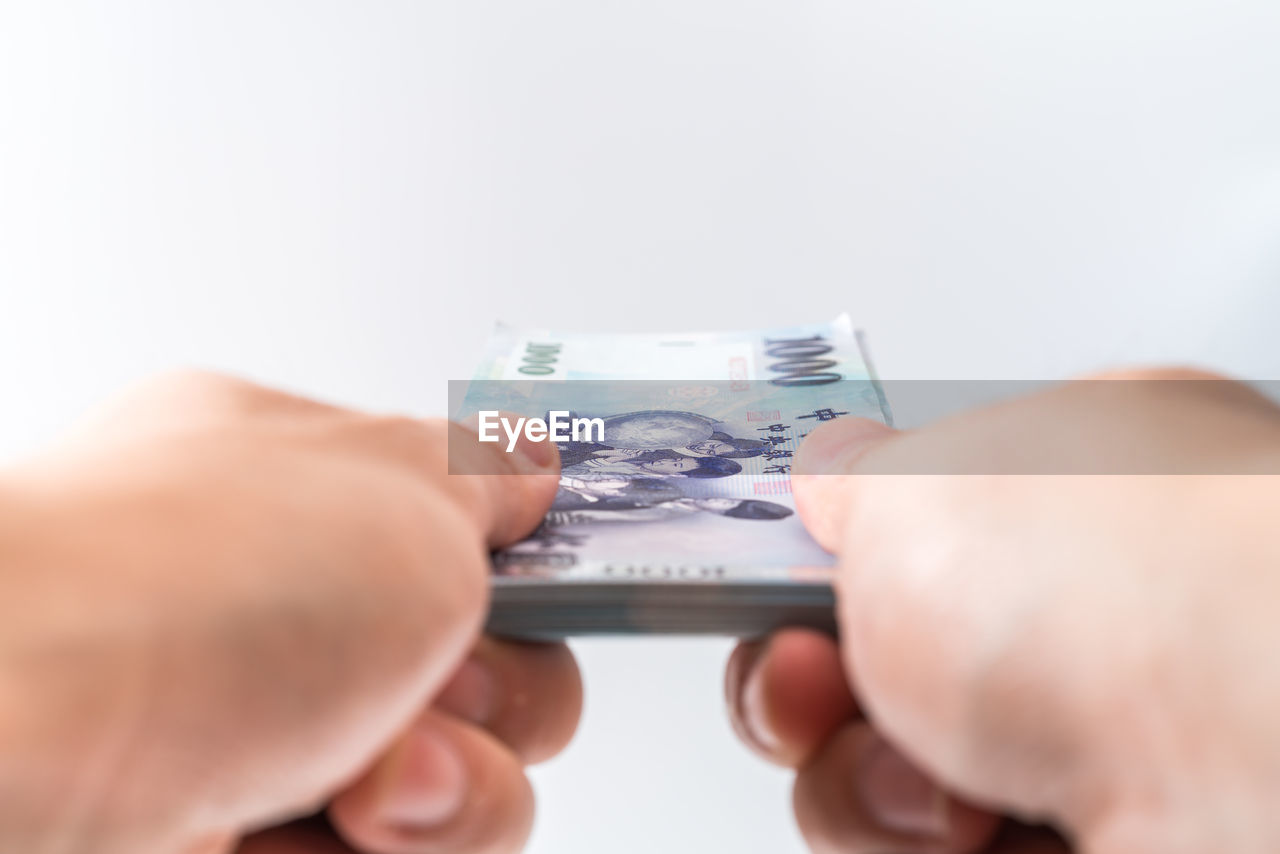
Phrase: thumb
[
  {"left": 445, "top": 419, "right": 562, "bottom": 548},
  {"left": 792, "top": 418, "right": 898, "bottom": 552}
]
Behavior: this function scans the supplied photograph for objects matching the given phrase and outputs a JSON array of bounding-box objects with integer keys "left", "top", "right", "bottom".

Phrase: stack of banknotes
[{"left": 452, "top": 315, "right": 892, "bottom": 639}]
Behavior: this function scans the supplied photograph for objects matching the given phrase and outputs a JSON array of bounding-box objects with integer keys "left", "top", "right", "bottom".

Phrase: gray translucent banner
[{"left": 447, "top": 378, "right": 1280, "bottom": 474}]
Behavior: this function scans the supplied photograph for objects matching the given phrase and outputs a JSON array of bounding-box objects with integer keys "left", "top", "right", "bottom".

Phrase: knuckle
[
  {"left": 88, "top": 370, "right": 275, "bottom": 437},
  {"left": 122, "top": 370, "right": 306, "bottom": 422},
  {"left": 138, "top": 368, "right": 260, "bottom": 401}
]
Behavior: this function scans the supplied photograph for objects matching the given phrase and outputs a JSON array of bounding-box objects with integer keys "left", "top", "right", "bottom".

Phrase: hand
[
  {"left": 725, "top": 370, "right": 1280, "bottom": 854},
  {"left": 0, "top": 371, "right": 581, "bottom": 854}
]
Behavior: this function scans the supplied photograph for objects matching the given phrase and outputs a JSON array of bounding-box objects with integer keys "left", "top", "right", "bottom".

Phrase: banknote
[{"left": 451, "top": 315, "right": 892, "bottom": 638}]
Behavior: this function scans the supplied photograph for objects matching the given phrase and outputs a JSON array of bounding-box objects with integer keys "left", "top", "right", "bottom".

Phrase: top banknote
[{"left": 451, "top": 315, "right": 893, "bottom": 584}]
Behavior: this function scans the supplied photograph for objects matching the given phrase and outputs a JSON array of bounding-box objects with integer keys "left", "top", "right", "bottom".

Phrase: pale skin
[
  {"left": 6, "top": 368, "right": 1280, "bottom": 854},
  {"left": 0, "top": 372, "right": 582, "bottom": 854},
  {"left": 725, "top": 369, "right": 1280, "bottom": 854}
]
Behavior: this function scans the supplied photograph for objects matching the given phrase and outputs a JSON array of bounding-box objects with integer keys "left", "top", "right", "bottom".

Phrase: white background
[{"left": 1, "top": 3, "right": 1278, "bottom": 852}]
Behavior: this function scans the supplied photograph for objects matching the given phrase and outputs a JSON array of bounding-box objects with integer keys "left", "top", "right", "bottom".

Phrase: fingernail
[
  {"left": 794, "top": 418, "right": 895, "bottom": 475},
  {"left": 741, "top": 657, "right": 782, "bottom": 755},
  {"left": 509, "top": 429, "right": 558, "bottom": 472},
  {"left": 377, "top": 726, "right": 468, "bottom": 829},
  {"left": 855, "top": 738, "right": 949, "bottom": 838},
  {"left": 435, "top": 657, "right": 497, "bottom": 725}
]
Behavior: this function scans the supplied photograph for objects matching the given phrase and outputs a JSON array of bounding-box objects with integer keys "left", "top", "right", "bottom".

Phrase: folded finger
[
  {"left": 793, "top": 721, "right": 1001, "bottom": 854},
  {"left": 434, "top": 636, "right": 583, "bottom": 764},
  {"left": 726, "top": 629, "right": 858, "bottom": 767},
  {"left": 65, "top": 370, "right": 346, "bottom": 449},
  {"left": 328, "top": 711, "right": 533, "bottom": 854}
]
